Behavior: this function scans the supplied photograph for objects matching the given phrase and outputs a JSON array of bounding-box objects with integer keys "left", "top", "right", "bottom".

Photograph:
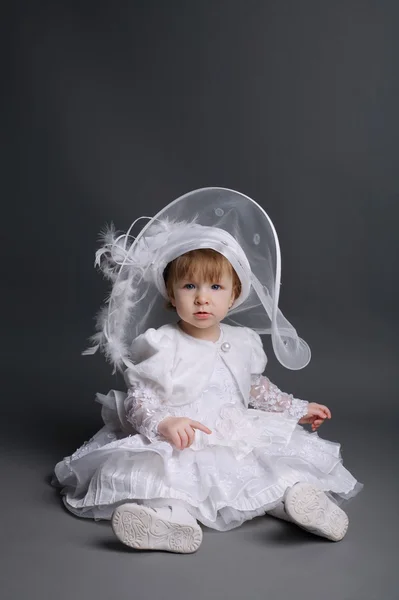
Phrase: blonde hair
[{"left": 163, "top": 249, "right": 241, "bottom": 308}]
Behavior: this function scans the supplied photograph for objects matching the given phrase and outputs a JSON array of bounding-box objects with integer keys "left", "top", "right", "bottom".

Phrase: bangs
[{"left": 170, "top": 249, "right": 231, "bottom": 283}]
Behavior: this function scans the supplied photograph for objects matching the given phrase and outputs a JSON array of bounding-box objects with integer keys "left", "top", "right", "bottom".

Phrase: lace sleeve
[
  {"left": 249, "top": 375, "right": 308, "bottom": 421},
  {"left": 124, "top": 382, "right": 171, "bottom": 441}
]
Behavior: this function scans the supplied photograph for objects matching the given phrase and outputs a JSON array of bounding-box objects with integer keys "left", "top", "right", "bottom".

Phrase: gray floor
[{"left": 1, "top": 416, "right": 397, "bottom": 600}]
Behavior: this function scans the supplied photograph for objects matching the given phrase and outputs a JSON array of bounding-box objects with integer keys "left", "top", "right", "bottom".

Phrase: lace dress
[{"left": 54, "top": 333, "right": 361, "bottom": 531}]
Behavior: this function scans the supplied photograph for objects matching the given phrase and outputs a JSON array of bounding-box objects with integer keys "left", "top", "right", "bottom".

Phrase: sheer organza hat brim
[{"left": 88, "top": 187, "right": 311, "bottom": 371}]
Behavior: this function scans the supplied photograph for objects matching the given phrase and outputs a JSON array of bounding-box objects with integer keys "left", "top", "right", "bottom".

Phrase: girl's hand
[
  {"left": 299, "top": 402, "right": 331, "bottom": 431},
  {"left": 158, "top": 417, "right": 212, "bottom": 450}
]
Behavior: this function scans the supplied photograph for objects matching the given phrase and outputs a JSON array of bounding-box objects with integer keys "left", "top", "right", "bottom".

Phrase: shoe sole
[
  {"left": 284, "top": 483, "right": 349, "bottom": 542},
  {"left": 111, "top": 504, "right": 203, "bottom": 553}
]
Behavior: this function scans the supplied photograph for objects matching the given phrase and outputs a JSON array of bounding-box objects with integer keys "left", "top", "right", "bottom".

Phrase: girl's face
[{"left": 170, "top": 270, "right": 235, "bottom": 339}]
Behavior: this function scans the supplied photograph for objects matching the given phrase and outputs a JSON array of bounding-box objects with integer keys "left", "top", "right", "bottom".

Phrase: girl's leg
[
  {"left": 111, "top": 499, "right": 202, "bottom": 553},
  {"left": 267, "top": 501, "right": 292, "bottom": 523}
]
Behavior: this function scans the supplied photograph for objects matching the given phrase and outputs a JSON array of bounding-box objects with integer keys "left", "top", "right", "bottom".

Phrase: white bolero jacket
[
  {"left": 113, "top": 323, "right": 309, "bottom": 441},
  {"left": 124, "top": 323, "right": 264, "bottom": 409}
]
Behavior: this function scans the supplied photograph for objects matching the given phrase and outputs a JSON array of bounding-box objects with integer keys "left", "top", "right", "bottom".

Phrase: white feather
[{"left": 86, "top": 217, "right": 200, "bottom": 370}]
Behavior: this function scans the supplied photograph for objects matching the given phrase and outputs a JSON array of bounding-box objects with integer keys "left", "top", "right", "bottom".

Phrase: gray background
[{"left": 2, "top": 1, "right": 398, "bottom": 599}]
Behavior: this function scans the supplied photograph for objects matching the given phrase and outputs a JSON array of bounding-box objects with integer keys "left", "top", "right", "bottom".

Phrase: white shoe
[
  {"left": 284, "top": 482, "right": 349, "bottom": 542},
  {"left": 111, "top": 503, "right": 203, "bottom": 553}
]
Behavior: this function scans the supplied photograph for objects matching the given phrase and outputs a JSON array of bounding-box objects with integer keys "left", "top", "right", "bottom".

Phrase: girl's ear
[{"left": 229, "top": 291, "right": 235, "bottom": 309}]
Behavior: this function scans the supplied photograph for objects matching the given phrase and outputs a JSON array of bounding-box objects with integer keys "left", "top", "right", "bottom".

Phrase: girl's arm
[
  {"left": 124, "top": 327, "right": 177, "bottom": 441},
  {"left": 125, "top": 385, "right": 212, "bottom": 448},
  {"left": 124, "top": 382, "right": 171, "bottom": 441},
  {"left": 249, "top": 375, "right": 308, "bottom": 420}
]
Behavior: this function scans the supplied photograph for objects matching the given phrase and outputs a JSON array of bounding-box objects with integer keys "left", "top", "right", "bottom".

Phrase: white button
[{"left": 221, "top": 342, "right": 231, "bottom": 352}]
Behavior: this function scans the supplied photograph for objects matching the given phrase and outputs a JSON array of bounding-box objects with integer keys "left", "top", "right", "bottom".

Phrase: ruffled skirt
[{"left": 53, "top": 391, "right": 362, "bottom": 531}]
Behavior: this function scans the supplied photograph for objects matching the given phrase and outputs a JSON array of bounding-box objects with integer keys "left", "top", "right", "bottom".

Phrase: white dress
[{"left": 54, "top": 325, "right": 361, "bottom": 531}]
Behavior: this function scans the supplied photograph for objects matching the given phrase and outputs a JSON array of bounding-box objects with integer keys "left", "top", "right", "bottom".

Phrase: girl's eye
[
  {"left": 211, "top": 284, "right": 221, "bottom": 290},
  {"left": 184, "top": 283, "right": 195, "bottom": 290}
]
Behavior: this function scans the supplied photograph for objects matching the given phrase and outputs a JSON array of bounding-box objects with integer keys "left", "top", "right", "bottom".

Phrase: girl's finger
[
  {"left": 185, "top": 426, "right": 195, "bottom": 447},
  {"left": 178, "top": 429, "right": 189, "bottom": 450},
  {"left": 172, "top": 433, "right": 181, "bottom": 450},
  {"left": 315, "top": 409, "right": 327, "bottom": 419},
  {"left": 320, "top": 405, "right": 331, "bottom": 419},
  {"left": 190, "top": 420, "right": 212, "bottom": 435}
]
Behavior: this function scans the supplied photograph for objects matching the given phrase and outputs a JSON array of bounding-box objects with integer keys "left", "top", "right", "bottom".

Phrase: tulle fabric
[
  {"left": 89, "top": 188, "right": 311, "bottom": 371},
  {"left": 54, "top": 358, "right": 362, "bottom": 531}
]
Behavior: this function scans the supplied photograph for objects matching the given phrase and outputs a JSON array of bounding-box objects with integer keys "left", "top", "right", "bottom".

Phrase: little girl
[{"left": 54, "top": 187, "right": 362, "bottom": 553}]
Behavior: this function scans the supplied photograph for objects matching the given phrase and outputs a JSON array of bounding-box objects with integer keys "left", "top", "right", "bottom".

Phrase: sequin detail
[{"left": 250, "top": 375, "right": 308, "bottom": 420}]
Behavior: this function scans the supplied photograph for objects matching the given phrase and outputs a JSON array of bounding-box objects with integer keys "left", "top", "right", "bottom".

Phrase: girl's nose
[{"left": 195, "top": 290, "right": 209, "bottom": 305}]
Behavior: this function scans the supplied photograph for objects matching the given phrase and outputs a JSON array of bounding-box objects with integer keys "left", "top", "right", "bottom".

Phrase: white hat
[{"left": 84, "top": 187, "right": 311, "bottom": 372}]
